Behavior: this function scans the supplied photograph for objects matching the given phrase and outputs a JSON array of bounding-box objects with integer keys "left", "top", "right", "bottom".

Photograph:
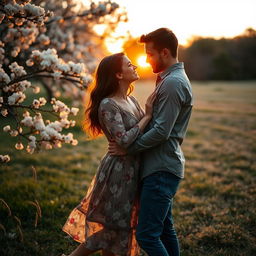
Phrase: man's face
[{"left": 145, "top": 42, "right": 165, "bottom": 73}]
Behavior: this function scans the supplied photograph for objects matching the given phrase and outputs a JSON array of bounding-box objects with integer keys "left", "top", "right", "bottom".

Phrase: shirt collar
[{"left": 159, "top": 62, "right": 184, "bottom": 80}]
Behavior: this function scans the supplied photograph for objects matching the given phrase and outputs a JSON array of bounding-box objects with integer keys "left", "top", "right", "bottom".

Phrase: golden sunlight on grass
[{"left": 137, "top": 55, "right": 150, "bottom": 68}]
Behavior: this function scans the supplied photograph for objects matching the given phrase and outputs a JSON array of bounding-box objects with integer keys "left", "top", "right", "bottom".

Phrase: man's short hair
[{"left": 139, "top": 28, "right": 178, "bottom": 58}]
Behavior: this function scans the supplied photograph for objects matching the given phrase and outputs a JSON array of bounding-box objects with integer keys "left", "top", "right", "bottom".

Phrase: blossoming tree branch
[{"left": 0, "top": 0, "right": 126, "bottom": 163}]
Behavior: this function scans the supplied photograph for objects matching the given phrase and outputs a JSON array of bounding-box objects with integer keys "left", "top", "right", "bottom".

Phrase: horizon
[{"left": 91, "top": 0, "right": 256, "bottom": 53}]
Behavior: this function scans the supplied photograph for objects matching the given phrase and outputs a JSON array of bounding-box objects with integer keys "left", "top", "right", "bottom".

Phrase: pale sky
[{"left": 113, "top": 0, "right": 256, "bottom": 45}]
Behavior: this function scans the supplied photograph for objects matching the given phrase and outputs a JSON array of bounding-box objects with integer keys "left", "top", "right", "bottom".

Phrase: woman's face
[{"left": 119, "top": 56, "right": 139, "bottom": 82}]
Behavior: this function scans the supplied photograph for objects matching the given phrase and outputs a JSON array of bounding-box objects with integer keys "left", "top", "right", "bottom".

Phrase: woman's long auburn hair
[{"left": 83, "top": 53, "right": 133, "bottom": 139}]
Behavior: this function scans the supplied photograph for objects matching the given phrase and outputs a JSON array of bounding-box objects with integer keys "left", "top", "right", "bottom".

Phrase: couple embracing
[{"left": 62, "top": 28, "right": 193, "bottom": 256}]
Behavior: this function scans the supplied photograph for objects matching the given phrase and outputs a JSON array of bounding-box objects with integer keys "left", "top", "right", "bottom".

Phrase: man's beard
[{"left": 152, "top": 58, "right": 165, "bottom": 73}]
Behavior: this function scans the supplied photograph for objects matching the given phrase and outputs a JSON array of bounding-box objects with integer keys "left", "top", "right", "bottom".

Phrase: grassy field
[{"left": 0, "top": 80, "right": 256, "bottom": 256}]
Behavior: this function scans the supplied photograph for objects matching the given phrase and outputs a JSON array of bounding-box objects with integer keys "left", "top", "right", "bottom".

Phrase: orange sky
[
  {"left": 91, "top": 0, "right": 256, "bottom": 53},
  {"left": 114, "top": 0, "right": 256, "bottom": 44}
]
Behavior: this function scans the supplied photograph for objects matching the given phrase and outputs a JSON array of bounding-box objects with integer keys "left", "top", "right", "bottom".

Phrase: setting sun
[{"left": 137, "top": 55, "right": 150, "bottom": 68}]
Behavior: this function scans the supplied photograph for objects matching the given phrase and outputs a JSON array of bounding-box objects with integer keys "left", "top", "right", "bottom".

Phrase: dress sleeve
[{"left": 99, "top": 98, "right": 140, "bottom": 148}]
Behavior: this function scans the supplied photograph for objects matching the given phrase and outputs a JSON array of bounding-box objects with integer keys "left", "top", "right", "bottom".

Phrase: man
[{"left": 109, "top": 28, "right": 193, "bottom": 256}]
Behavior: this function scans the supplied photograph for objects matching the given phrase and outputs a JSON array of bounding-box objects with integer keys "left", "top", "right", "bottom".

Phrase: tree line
[{"left": 179, "top": 28, "right": 256, "bottom": 80}]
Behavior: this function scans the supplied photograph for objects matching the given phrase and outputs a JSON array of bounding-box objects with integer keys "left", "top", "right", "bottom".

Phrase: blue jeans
[{"left": 136, "top": 171, "right": 181, "bottom": 256}]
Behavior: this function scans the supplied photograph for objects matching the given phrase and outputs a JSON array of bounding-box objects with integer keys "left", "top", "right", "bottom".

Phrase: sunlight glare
[
  {"left": 137, "top": 55, "right": 150, "bottom": 68},
  {"left": 93, "top": 24, "right": 107, "bottom": 36},
  {"left": 114, "top": 0, "right": 256, "bottom": 46},
  {"left": 105, "top": 38, "right": 124, "bottom": 54}
]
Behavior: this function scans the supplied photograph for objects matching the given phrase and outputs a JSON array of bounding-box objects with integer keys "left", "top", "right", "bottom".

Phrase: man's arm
[{"left": 127, "top": 78, "right": 185, "bottom": 154}]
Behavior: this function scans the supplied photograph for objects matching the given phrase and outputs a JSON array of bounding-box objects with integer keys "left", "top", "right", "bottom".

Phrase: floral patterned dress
[{"left": 62, "top": 96, "right": 144, "bottom": 256}]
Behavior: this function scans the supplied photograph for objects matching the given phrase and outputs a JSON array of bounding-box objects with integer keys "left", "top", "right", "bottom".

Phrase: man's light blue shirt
[{"left": 128, "top": 62, "right": 193, "bottom": 179}]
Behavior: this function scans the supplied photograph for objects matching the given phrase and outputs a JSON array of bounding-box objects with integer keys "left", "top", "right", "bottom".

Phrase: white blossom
[
  {"left": 21, "top": 116, "right": 33, "bottom": 127},
  {"left": 41, "top": 141, "right": 52, "bottom": 150},
  {"left": 33, "top": 86, "right": 40, "bottom": 94},
  {"left": 11, "top": 47, "right": 20, "bottom": 57},
  {"left": 23, "top": 111, "right": 30, "bottom": 117},
  {"left": 1, "top": 109, "right": 8, "bottom": 117},
  {"left": 47, "top": 121, "right": 63, "bottom": 132},
  {"left": 9, "top": 62, "right": 27, "bottom": 77},
  {"left": 0, "top": 68, "right": 11, "bottom": 84},
  {"left": 56, "top": 63, "right": 70, "bottom": 73},
  {"left": 0, "top": 44, "right": 5, "bottom": 61},
  {"left": 40, "top": 130, "right": 50, "bottom": 140},
  {"left": 8, "top": 92, "right": 26, "bottom": 105},
  {"left": 70, "top": 107, "right": 79, "bottom": 116},
  {"left": 29, "top": 135, "right": 36, "bottom": 143},
  {"left": 41, "top": 126, "right": 62, "bottom": 140},
  {"left": 4, "top": 4, "right": 22, "bottom": 15},
  {"left": 0, "top": 155, "right": 10, "bottom": 163},
  {"left": 50, "top": 98, "right": 56, "bottom": 104},
  {"left": 32, "top": 99, "right": 40, "bottom": 108},
  {"left": 59, "top": 111, "right": 69, "bottom": 119},
  {"left": 3, "top": 125, "right": 11, "bottom": 132},
  {"left": 81, "top": 74, "right": 93, "bottom": 87},
  {"left": 15, "top": 18, "right": 25, "bottom": 26},
  {"left": 18, "top": 81, "right": 31, "bottom": 92},
  {"left": 64, "top": 133, "right": 74, "bottom": 143},
  {"left": 33, "top": 113, "right": 45, "bottom": 131},
  {"left": 26, "top": 59, "right": 34, "bottom": 67},
  {"left": 60, "top": 119, "right": 70, "bottom": 128},
  {"left": 24, "top": 3, "right": 45, "bottom": 17},
  {"left": 26, "top": 135, "right": 37, "bottom": 154},
  {"left": 10, "top": 130, "right": 19, "bottom": 137},
  {"left": 68, "top": 61, "right": 85, "bottom": 74},
  {"left": 39, "top": 97, "right": 47, "bottom": 106},
  {"left": 53, "top": 100, "right": 69, "bottom": 113},
  {"left": 70, "top": 120, "right": 76, "bottom": 127},
  {"left": 71, "top": 139, "right": 78, "bottom": 146},
  {"left": 15, "top": 142, "right": 24, "bottom": 150},
  {"left": 38, "top": 34, "right": 50, "bottom": 45}
]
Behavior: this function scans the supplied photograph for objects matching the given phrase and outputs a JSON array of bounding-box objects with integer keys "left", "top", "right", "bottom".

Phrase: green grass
[{"left": 0, "top": 80, "right": 256, "bottom": 256}]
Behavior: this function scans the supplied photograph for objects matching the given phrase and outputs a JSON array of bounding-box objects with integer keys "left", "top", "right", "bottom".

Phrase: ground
[{"left": 0, "top": 80, "right": 255, "bottom": 256}]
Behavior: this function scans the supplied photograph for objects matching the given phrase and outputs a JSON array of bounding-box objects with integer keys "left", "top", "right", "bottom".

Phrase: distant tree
[
  {"left": 181, "top": 28, "right": 256, "bottom": 80},
  {"left": 232, "top": 28, "right": 256, "bottom": 79},
  {"left": 212, "top": 52, "right": 234, "bottom": 80},
  {"left": 182, "top": 38, "right": 217, "bottom": 80}
]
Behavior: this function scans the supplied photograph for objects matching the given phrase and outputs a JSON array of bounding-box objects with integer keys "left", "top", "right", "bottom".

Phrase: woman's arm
[{"left": 99, "top": 99, "right": 149, "bottom": 149}]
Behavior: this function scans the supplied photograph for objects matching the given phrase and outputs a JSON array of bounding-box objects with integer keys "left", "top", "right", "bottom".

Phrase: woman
[{"left": 62, "top": 53, "right": 156, "bottom": 256}]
